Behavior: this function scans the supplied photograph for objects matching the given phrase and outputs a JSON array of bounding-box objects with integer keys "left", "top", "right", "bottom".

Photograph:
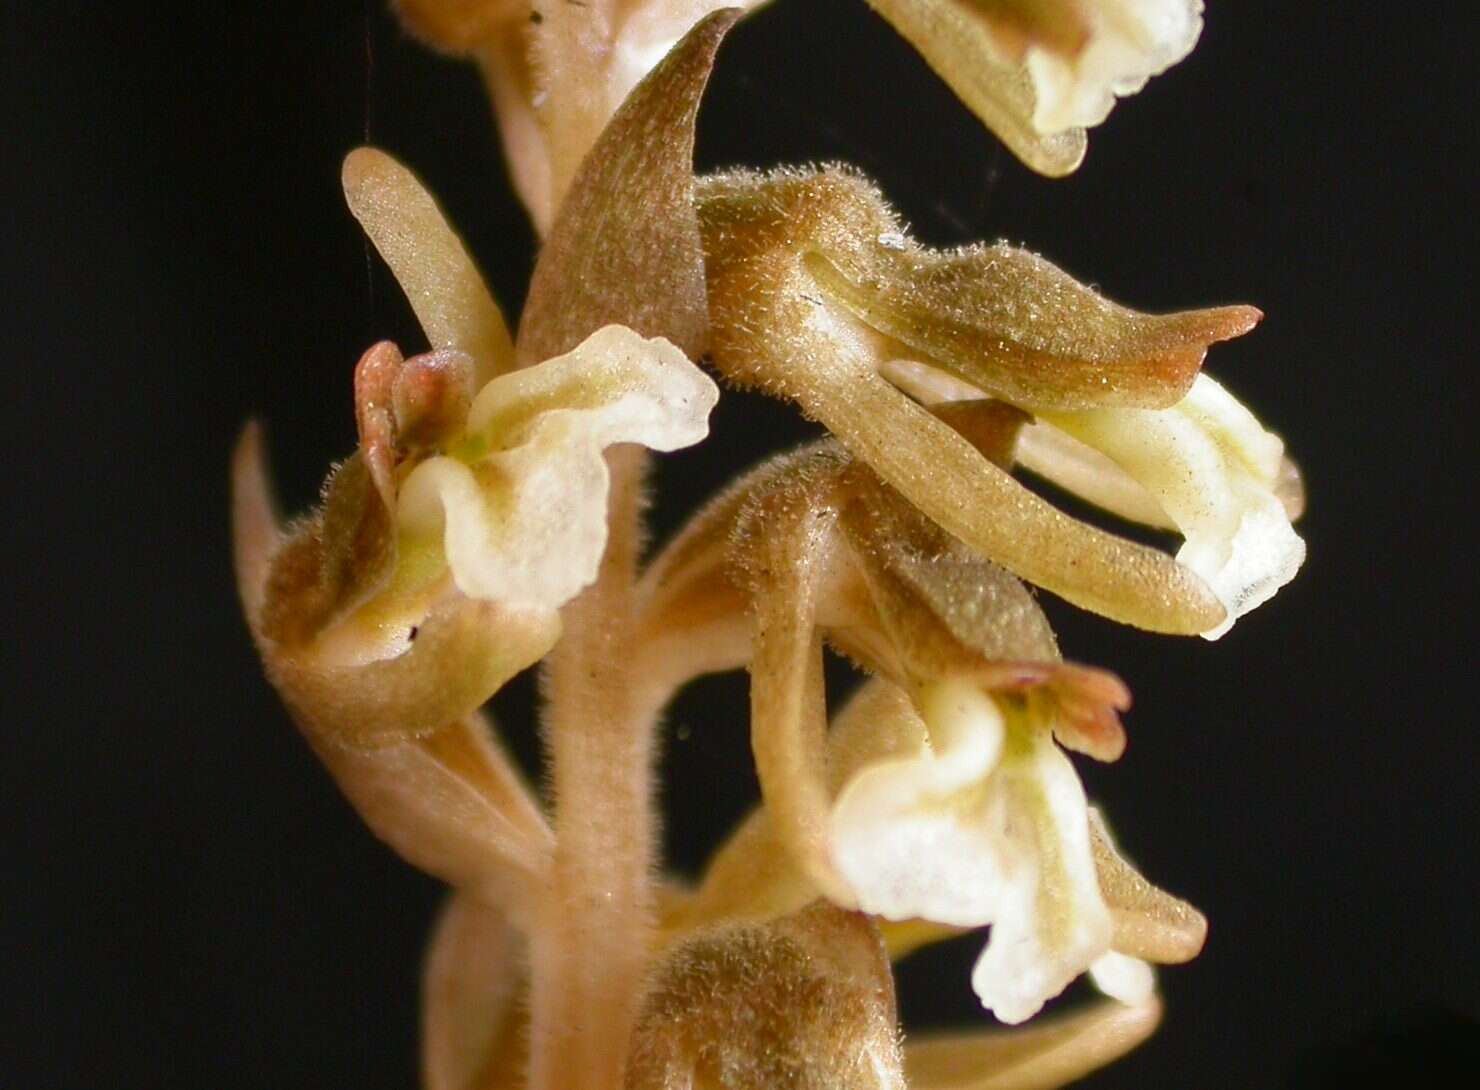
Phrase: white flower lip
[
  {"left": 829, "top": 680, "right": 1114, "bottom": 1024},
  {"left": 396, "top": 324, "right": 719, "bottom": 612},
  {"left": 831, "top": 681, "right": 1010, "bottom": 928},
  {"left": 1040, "top": 373, "right": 1306, "bottom": 639}
]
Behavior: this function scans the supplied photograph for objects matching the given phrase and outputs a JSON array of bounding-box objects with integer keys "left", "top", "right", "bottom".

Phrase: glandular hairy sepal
[
  {"left": 627, "top": 903, "right": 906, "bottom": 1090},
  {"left": 698, "top": 165, "right": 1261, "bottom": 635},
  {"left": 518, "top": 8, "right": 742, "bottom": 363}
]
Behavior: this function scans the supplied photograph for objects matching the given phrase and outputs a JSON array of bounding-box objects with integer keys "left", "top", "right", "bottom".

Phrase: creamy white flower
[
  {"left": 1034, "top": 373, "right": 1305, "bottom": 639},
  {"left": 830, "top": 679, "right": 1115, "bottom": 1024},
  {"left": 397, "top": 324, "right": 719, "bottom": 611}
]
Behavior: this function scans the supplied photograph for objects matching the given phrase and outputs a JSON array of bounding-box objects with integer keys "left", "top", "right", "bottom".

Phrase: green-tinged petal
[
  {"left": 828, "top": 681, "right": 1114, "bottom": 1024},
  {"left": 865, "top": 1, "right": 1204, "bottom": 175},
  {"left": 865, "top": 0, "right": 1087, "bottom": 174},
  {"left": 1019, "top": 0, "right": 1204, "bottom": 133},
  {"left": 830, "top": 680, "right": 1011, "bottom": 928},
  {"left": 1015, "top": 420, "right": 1177, "bottom": 530},
  {"left": 1041, "top": 373, "right": 1306, "bottom": 637},
  {"left": 343, "top": 147, "right": 515, "bottom": 384},
  {"left": 400, "top": 325, "right": 717, "bottom": 610}
]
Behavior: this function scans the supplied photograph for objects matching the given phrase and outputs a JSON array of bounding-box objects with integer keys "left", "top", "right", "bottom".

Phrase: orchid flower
[
  {"left": 698, "top": 164, "right": 1303, "bottom": 638},
  {"left": 640, "top": 431, "right": 1205, "bottom": 1022},
  {"left": 233, "top": 140, "right": 716, "bottom": 918},
  {"left": 829, "top": 680, "right": 1199, "bottom": 1023}
]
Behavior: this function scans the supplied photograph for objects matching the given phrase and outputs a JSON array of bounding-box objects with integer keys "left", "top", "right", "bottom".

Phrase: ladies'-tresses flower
[
  {"left": 698, "top": 164, "right": 1305, "bottom": 637},
  {"left": 891, "top": 363, "right": 1307, "bottom": 637},
  {"left": 669, "top": 674, "right": 1206, "bottom": 1026},
  {"left": 639, "top": 430, "right": 1205, "bottom": 1023},
  {"left": 232, "top": 140, "right": 717, "bottom": 906},
  {"left": 266, "top": 139, "right": 713, "bottom": 692},
  {"left": 829, "top": 680, "right": 1180, "bottom": 1024}
]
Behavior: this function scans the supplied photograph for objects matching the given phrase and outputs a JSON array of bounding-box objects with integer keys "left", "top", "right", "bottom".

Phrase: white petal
[
  {"left": 829, "top": 681, "right": 1114, "bottom": 1024},
  {"left": 397, "top": 325, "right": 717, "bottom": 610},
  {"left": 342, "top": 147, "right": 515, "bottom": 384},
  {"left": 1042, "top": 373, "right": 1304, "bottom": 638},
  {"left": 968, "top": 726, "right": 1113, "bottom": 1024},
  {"left": 1027, "top": 1, "right": 1205, "bottom": 133},
  {"left": 1089, "top": 950, "right": 1157, "bottom": 1007},
  {"left": 831, "top": 680, "right": 1010, "bottom": 926}
]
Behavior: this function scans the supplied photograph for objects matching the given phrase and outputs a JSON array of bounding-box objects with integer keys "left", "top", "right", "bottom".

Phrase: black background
[{"left": 7, "top": 1, "right": 1477, "bottom": 1086}]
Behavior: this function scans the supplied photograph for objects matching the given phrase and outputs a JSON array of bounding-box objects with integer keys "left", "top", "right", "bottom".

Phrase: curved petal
[
  {"left": 829, "top": 680, "right": 1114, "bottom": 1024},
  {"left": 1022, "top": 0, "right": 1204, "bottom": 133},
  {"left": 1042, "top": 373, "right": 1306, "bottom": 637},
  {"left": 831, "top": 680, "right": 1011, "bottom": 927},
  {"left": 864, "top": 1, "right": 1203, "bottom": 175},
  {"left": 967, "top": 713, "right": 1113, "bottom": 1024},
  {"left": 1015, "top": 420, "right": 1176, "bottom": 530},
  {"left": 1089, "top": 808, "right": 1207, "bottom": 963},
  {"left": 398, "top": 325, "right": 717, "bottom": 610},
  {"left": 343, "top": 147, "right": 515, "bottom": 384}
]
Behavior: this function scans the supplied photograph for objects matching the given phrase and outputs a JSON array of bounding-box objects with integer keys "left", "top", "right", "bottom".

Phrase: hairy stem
[{"left": 528, "top": 446, "right": 656, "bottom": 1090}]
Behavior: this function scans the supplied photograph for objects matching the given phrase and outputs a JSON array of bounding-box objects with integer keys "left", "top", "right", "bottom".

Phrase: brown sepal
[
  {"left": 259, "top": 453, "right": 397, "bottom": 650},
  {"left": 517, "top": 9, "right": 741, "bottom": 364},
  {"left": 1089, "top": 808, "right": 1208, "bottom": 963}
]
